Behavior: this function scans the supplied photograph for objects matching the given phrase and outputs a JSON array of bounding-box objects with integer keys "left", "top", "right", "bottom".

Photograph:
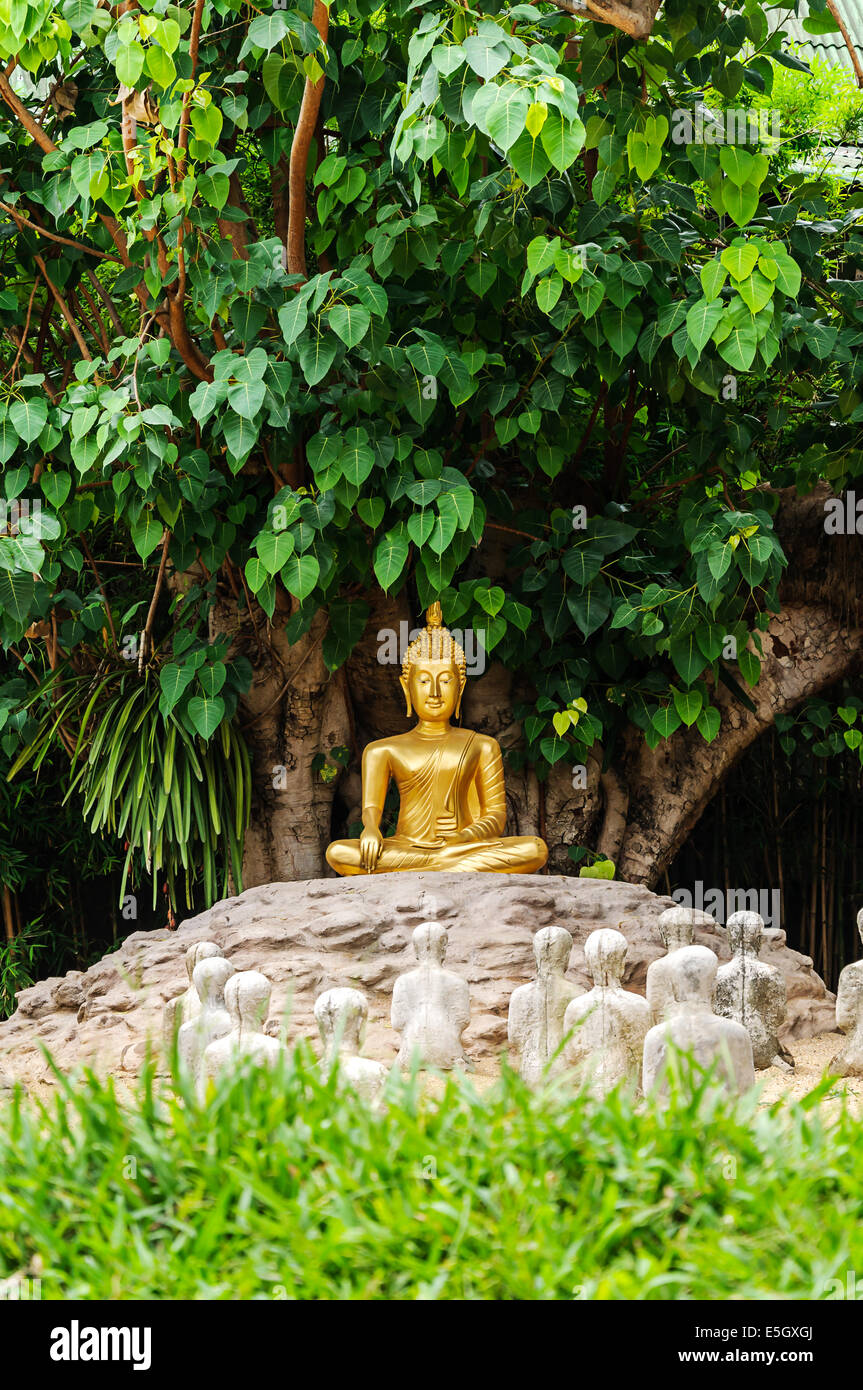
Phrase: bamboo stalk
[{"left": 2, "top": 884, "right": 15, "bottom": 942}]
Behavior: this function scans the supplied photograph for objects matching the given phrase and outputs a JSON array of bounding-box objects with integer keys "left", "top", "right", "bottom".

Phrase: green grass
[{"left": 0, "top": 1050, "right": 860, "bottom": 1300}]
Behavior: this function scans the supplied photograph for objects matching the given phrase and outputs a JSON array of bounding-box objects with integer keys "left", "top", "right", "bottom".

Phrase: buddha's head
[{"left": 400, "top": 602, "right": 466, "bottom": 722}]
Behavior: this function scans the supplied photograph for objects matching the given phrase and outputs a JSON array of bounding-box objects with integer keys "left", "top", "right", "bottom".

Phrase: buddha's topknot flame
[{"left": 402, "top": 603, "right": 466, "bottom": 680}]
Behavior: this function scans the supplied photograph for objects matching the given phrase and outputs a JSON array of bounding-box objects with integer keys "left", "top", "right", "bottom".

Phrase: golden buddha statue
[{"left": 326, "top": 603, "right": 548, "bottom": 875}]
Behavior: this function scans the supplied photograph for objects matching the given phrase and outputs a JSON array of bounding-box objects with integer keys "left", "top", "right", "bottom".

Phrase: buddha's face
[{"left": 401, "top": 659, "right": 464, "bottom": 721}]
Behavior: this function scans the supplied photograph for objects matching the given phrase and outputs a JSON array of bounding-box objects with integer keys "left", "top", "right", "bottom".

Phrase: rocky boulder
[{"left": 0, "top": 872, "right": 836, "bottom": 1087}]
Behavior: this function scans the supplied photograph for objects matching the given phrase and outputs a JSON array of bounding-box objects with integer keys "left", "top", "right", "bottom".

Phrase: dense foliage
[
  {"left": 2, "top": 0, "right": 863, "bottom": 910},
  {"left": 0, "top": 1052, "right": 860, "bottom": 1298}
]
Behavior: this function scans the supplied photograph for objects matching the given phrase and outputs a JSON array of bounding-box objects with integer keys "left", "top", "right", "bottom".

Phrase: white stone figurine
[
  {"left": 646, "top": 906, "right": 695, "bottom": 1026},
  {"left": 563, "top": 928, "right": 649, "bottom": 1095},
  {"left": 643, "top": 945, "right": 755, "bottom": 1099},
  {"left": 202, "top": 971, "right": 287, "bottom": 1086},
  {"left": 508, "top": 926, "right": 583, "bottom": 1086},
  {"left": 391, "top": 922, "right": 471, "bottom": 1071},
  {"left": 315, "top": 987, "right": 388, "bottom": 1105},
  {"left": 714, "top": 911, "right": 794, "bottom": 1071},
  {"left": 177, "top": 956, "right": 234, "bottom": 1082},
  {"left": 831, "top": 907, "right": 863, "bottom": 1077},
  {"left": 163, "top": 940, "right": 224, "bottom": 1054}
]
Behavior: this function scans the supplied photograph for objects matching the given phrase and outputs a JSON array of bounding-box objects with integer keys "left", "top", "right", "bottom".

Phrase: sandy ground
[{"left": 3, "top": 1032, "right": 861, "bottom": 1114}]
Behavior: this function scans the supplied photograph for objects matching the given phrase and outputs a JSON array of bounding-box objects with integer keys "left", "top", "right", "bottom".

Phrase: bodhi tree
[{"left": 1, "top": 0, "right": 862, "bottom": 910}]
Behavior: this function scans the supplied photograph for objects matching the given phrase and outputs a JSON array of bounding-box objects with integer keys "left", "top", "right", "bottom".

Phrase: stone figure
[
  {"left": 643, "top": 945, "right": 755, "bottom": 1099},
  {"left": 646, "top": 906, "right": 695, "bottom": 1026},
  {"left": 391, "top": 922, "right": 471, "bottom": 1070},
  {"left": 326, "top": 603, "right": 547, "bottom": 874},
  {"left": 830, "top": 907, "right": 863, "bottom": 1076},
  {"left": 315, "top": 987, "right": 389, "bottom": 1105},
  {"left": 163, "top": 940, "right": 224, "bottom": 1054},
  {"left": 563, "top": 928, "right": 649, "bottom": 1095},
  {"left": 177, "top": 956, "right": 234, "bottom": 1081},
  {"left": 714, "top": 911, "right": 794, "bottom": 1070},
  {"left": 202, "top": 971, "right": 287, "bottom": 1085},
  {"left": 507, "top": 926, "right": 583, "bottom": 1086}
]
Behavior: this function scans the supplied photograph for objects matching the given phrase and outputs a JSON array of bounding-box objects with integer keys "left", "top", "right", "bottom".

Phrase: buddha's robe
[{"left": 326, "top": 727, "right": 547, "bottom": 874}]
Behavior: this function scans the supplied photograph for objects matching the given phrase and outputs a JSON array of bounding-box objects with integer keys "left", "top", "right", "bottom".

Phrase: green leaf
[
  {"left": 298, "top": 334, "right": 337, "bottom": 386},
  {"left": 686, "top": 298, "right": 724, "bottom": 354},
  {"left": 700, "top": 260, "right": 727, "bottom": 301},
  {"left": 717, "top": 320, "right": 758, "bottom": 372},
  {"left": 672, "top": 687, "right": 703, "bottom": 727},
  {"left": 130, "top": 512, "right": 163, "bottom": 561},
  {"left": 669, "top": 633, "right": 709, "bottom": 685},
  {"left": 567, "top": 585, "right": 610, "bottom": 638},
  {"left": 358, "top": 497, "right": 385, "bottom": 530},
  {"left": 600, "top": 305, "right": 642, "bottom": 358},
  {"left": 462, "top": 36, "right": 509, "bottom": 79},
  {"left": 8, "top": 398, "right": 47, "bottom": 444},
  {"left": 159, "top": 662, "right": 196, "bottom": 714},
  {"left": 227, "top": 379, "right": 266, "bottom": 420},
  {"left": 652, "top": 705, "right": 682, "bottom": 739},
  {"left": 720, "top": 242, "right": 760, "bottom": 282},
  {"left": 738, "top": 647, "right": 761, "bottom": 687},
  {"left": 373, "top": 534, "right": 409, "bottom": 592},
  {"left": 562, "top": 543, "right": 604, "bottom": 590},
  {"left": 540, "top": 112, "right": 585, "bottom": 172},
  {"left": 696, "top": 705, "right": 721, "bottom": 743},
  {"left": 257, "top": 529, "right": 295, "bottom": 575},
  {"left": 0, "top": 571, "right": 35, "bottom": 624},
  {"left": 329, "top": 303, "right": 371, "bottom": 349},
  {"left": 281, "top": 553, "right": 320, "bottom": 601},
  {"left": 719, "top": 147, "right": 755, "bottom": 187},
  {"left": 509, "top": 130, "right": 552, "bottom": 188},
  {"left": 187, "top": 694, "right": 225, "bottom": 741},
  {"left": 278, "top": 295, "right": 310, "bottom": 346},
  {"left": 115, "top": 40, "right": 145, "bottom": 87},
  {"left": 723, "top": 181, "right": 760, "bottom": 228},
  {"left": 322, "top": 598, "right": 370, "bottom": 671},
  {"left": 486, "top": 89, "right": 531, "bottom": 153}
]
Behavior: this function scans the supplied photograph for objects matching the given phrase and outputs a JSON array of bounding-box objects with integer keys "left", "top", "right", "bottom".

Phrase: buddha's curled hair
[{"left": 402, "top": 602, "right": 466, "bottom": 680}]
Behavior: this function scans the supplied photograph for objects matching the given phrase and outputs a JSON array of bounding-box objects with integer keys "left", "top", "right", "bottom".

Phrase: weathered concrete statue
[
  {"left": 507, "top": 926, "right": 583, "bottom": 1086},
  {"left": 163, "top": 940, "right": 224, "bottom": 1053},
  {"left": 714, "top": 911, "right": 794, "bottom": 1071},
  {"left": 831, "top": 907, "right": 863, "bottom": 1076},
  {"left": 202, "top": 971, "right": 287, "bottom": 1084},
  {"left": 391, "top": 922, "right": 471, "bottom": 1070},
  {"left": 563, "top": 928, "right": 649, "bottom": 1095},
  {"left": 315, "top": 987, "right": 389, "bottom": 1105},
  {"left": 177, "top": 956, "right": 234, "bottom": 1082},
  {"left": 646, "top": 906, "right": 695, "bottom": 1026},
  {"left": 643, "top": 945, "right": 755, "bottom": 1099},
  {"left": 326, "top": 603, "right": 547, "bottom": 874}
]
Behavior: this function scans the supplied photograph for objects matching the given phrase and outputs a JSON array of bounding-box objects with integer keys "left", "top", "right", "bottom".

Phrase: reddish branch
[{"left": 287, "top": 0, "right": 330, "bottom": 279}]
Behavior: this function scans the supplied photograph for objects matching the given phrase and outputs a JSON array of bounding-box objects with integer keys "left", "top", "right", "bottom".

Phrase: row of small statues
[{"left": 163, "top": 905, "right": 863, "bottom": 1103}]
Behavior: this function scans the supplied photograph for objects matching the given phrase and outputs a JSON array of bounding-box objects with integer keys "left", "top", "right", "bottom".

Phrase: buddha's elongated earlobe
[
  {"left": 399, "top": 674, "right": 412, "bottom": 718},
  {"left": 454, "top": 675, "right": 466, "bottom": 720}
]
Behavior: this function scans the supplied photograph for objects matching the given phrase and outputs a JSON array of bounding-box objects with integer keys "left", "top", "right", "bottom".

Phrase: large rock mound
[{"left": 0, "top": 873, "right": 836, "bottom": 1086}]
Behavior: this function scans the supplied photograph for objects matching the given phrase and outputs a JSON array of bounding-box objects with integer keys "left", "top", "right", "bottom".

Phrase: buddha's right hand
[{"left": 359, "top": 826, "right": 384, "bottom": 871}]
